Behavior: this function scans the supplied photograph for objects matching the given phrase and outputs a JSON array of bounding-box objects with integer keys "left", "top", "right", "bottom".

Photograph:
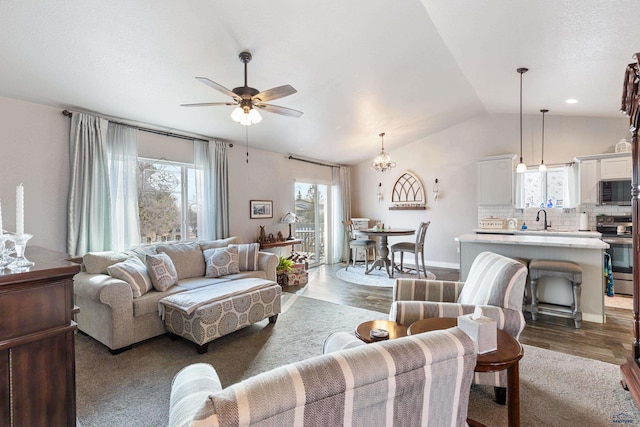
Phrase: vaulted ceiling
[{"left": 0, "top": 1, "right": 637, "bottom": 164}]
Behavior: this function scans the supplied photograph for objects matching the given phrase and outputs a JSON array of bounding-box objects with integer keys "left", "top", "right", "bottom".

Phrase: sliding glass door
[{"left": 294, "top": 183, "right": 327, "bottom": 267}]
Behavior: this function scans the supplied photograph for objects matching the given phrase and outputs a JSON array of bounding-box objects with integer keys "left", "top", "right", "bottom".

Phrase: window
[
  {"left": 138, "top": 158, "right": 198, "bottom": 244},
  {"left": 520, "top": 167, "right": 566, "bottom": 209},
  {"left": 295, "top": 183, "right": 327, "bottom": 266}
]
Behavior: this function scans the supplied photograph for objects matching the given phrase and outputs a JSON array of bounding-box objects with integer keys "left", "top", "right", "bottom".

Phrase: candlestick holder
[
  {"left": 0, "top": 235, "right": 15, "bottom": 269},
  {"left": 8, "top": 233, "right": 34, "bottom": 271}
]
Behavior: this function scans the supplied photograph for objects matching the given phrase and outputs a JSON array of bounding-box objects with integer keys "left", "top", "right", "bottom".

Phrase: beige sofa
[
  {"left": 73, "top": 236, "right": 278, "bottom": 353},
  {"left": 168, "top": 327, "right": 477, "bottom": 427}
]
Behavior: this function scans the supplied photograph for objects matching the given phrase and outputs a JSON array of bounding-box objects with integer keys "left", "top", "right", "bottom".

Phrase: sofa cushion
[
  {"left": 229, "top": 243, "right": 260, "bottom": 271},
  {"left": 176, "top": 277, "right": 233, "bottom": 291},
  {"left": 146, "top": 252, "right": 179, "bottom": 292},
  {"left": 133, "top": 287, "right": 184, "bottom": 317},
  {"left": 83, "top": 251, "right": 128, "bottom": 274},
  {"left": 199, "top": 236, "right": 242, "bottom": 251},
  {"left": 107, "top": 256, "right": 153, "bottom": 298},
  {"left": 204, "top": 247, "right": 240, "bottom": 278},
  {"left": 128, "top": 245, "right": 158, "bottom": 262},
  {"left": 157, "top": 242, "right": 205, "bottom": 280}
]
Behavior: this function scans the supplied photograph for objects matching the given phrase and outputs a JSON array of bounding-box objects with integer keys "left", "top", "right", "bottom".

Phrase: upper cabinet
[
  {"left": 477, "top": 155, "right": 515, "bottom": 206},
  {"left": 600, "top": 156, "right": 632, "bottom": 180},
  {"left": 579, "top": 159, "right": 599, "bottom": 204}
]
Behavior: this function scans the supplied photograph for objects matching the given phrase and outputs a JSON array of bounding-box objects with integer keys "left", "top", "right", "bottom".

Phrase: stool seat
[{"left": 529, "top": 259, "right": 582, "bottom": 328}]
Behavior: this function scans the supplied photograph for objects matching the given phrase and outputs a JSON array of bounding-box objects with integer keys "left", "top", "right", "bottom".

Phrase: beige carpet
[{"left": 75, "top": 295, "right": 640, "bottom": 426}]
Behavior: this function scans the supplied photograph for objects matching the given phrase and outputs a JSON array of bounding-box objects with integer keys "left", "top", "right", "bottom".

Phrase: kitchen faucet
[{"left": 536, "top": 209, "right": 549, "bottom": 230}]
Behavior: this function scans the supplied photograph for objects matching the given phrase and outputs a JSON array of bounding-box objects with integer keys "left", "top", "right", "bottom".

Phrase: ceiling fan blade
[
  {"left": 180, "top": 102, "right": 237, "bottom": 107},
  {"left": 252, "top": 85, "right": 297, "bottom": 103},
  {"left": 195, "top": 77, "right": 240, "bottom": 100},
  {"left": 255, "top": 103, "right": 303, "bottom": 118}
]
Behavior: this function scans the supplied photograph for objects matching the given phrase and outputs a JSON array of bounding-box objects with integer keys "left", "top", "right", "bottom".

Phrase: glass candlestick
[
  {"left": 0, "top": 235, "right": 15, "bottom": 269},
  {"left": 9, "top": 233, "right": 34, "bottom": 270}
]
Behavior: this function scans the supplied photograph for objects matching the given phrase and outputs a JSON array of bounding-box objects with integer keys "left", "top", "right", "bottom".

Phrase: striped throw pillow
[
  {"left": 204, "top": 247, "right": 240, "bottom": 278},
  {"left": 107, "top": 256, "right": 153, "bottom": 298},
  {"left": 229, "top": 243, "right": 260, "bottom": 271}
]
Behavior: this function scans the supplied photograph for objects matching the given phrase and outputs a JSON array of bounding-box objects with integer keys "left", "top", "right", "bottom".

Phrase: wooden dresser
[{"left": 0, "top": 246, "right": 81, "bottom": 427}]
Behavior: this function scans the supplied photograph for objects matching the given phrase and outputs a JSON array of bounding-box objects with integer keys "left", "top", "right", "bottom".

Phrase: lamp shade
[
  {"left": 231, "top": 106, "right": 262, "bottom": 125},
  {"left": 279, "top": 212, "right": 299, "bottom": 224}
]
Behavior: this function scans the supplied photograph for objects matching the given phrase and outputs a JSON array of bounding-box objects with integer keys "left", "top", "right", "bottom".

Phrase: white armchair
[{"left": 389, "top": 251, "right": 527, "bottom": 404}]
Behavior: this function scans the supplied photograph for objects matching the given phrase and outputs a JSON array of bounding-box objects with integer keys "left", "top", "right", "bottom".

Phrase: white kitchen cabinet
[
  {"left": 477, "top": 155, "right": 515, "bottom": 206},
  {"left": 600, "top": 155, "right": 632, "bottom": 180},
  {"left": 579, "top": 159, "right": 599, "bottom": 204}
]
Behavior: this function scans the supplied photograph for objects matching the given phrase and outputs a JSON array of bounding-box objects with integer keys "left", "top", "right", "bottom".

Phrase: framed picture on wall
[{"left": 250, "top": 200, "right": 273, "bottom": 219}]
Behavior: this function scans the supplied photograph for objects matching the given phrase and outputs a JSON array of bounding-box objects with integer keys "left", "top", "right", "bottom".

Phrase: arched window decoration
[{"left": 390, "top": 171, "right": 426, "bottom": 210}]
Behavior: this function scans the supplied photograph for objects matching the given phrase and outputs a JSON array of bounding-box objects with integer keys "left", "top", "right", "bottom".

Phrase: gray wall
[
  {"left": 0, "top": 95, "right": 332, "bottom": 254},
  {"left": 350, "top": 113, "right": 630, "bottom": 268}
]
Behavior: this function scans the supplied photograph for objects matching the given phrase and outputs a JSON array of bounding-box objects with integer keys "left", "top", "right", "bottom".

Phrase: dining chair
[
  {"left": 342, "top": 220, "right": 377, "bottom": 270},
  {"left": 390, "top": 221, "right": 430, "bottom": 278}
]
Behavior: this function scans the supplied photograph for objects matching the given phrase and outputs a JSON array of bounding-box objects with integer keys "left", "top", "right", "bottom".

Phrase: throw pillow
[
  {"left": 156, "top": 242, "right": 205, "bottom": 280},
  {"left": 229, "top": 243, "right": 260, "bottom": 271},
  {"left": 199, "top": 236, "right": 243, "bottom": 251},
  {"left": 107, "top": 256, "right": 153, "bottom": 298},
  {"left": 204, "top": 247, "right": 240, "bottom": 278},
  {"left": 146, "top": 252, "right": 178, "bottom": 292},
  {"left": 83, "top": 251, "right": 129, "bottom": 274}
]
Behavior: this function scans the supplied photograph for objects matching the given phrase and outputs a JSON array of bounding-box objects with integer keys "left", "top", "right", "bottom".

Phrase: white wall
[
  {"left": 351, "top": 113, "right": 630, "bottom": 268},
  {"left": 0, "top": 95, "right": 333, "bottom": 254},
  {"left": 0, "top": 96, "right": 69, "bottom": 252}
]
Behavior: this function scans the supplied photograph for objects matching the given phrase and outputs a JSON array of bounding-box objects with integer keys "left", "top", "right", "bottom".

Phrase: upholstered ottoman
[{"left": 159, "top": 278, "right": 281, "bottom": 353}]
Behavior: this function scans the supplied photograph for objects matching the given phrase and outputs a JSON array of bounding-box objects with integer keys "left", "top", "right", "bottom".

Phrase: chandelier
[{"left": 371, "top": 132, "right": 396, "bottom": 172}]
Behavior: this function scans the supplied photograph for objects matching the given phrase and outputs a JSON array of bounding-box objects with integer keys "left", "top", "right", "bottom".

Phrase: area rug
[
  {"left": 335, "top": 266, "right": 436, "bottom": 287},
  {"left": 75, "top": 295, "right": 640, "bottom": 426}
]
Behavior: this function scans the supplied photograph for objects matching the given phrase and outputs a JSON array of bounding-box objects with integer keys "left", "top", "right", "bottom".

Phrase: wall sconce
[
  {"left": 433, "top": 178, "right": 439, "bottom": 202},
  {"left": 377, "top": 182, "right": 383, "bottom": 202}
]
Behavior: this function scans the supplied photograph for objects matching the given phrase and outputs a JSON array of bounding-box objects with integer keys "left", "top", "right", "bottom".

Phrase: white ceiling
[{"left": 0, "top": 1, "right": 637, "bottom": 165}]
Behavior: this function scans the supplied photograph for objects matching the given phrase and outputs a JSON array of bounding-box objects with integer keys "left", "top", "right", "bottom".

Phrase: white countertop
[
  {"left": 472, "top": 229, "right": 602, "bottom": 238},
  {"left": 458, "top": 233, "right": 609, "bottom": 249}
]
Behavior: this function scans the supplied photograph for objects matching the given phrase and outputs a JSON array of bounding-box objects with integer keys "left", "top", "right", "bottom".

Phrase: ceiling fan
[{"left": 181, "top": 51, "right": 303, "bottom": 125}]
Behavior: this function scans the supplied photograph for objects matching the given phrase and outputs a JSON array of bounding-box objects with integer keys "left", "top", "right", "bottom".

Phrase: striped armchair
[
  {"left": 389, "top": 251, "right": 527, "bottom": 403},
  {"left": 169, "top": 327, "right": 477, "bottom": 427}
]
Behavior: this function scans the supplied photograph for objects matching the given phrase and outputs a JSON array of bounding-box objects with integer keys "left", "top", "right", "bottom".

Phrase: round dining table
[{"left": 361, "top": 228, "right": 415, "bottom": 278}]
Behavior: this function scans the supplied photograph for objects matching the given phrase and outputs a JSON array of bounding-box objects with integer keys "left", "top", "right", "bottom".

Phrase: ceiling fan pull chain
[{"left": 246, "top": 125, "right": 249, "bottom": 164}]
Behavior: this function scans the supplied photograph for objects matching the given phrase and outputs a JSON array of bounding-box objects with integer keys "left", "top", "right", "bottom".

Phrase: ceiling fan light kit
[
  {"left": 371, "top": 132, "right": 396, "bottom": 173},
  {"left": 181, "top": 51, "right": 303, "bottom": 125},
  {"left": 516, "top": 67, "right": 528, "bottom": 174}
]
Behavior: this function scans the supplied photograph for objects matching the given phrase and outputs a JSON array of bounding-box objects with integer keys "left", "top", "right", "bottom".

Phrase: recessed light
[{"left": 565, "top": 99, "right": 578, "bottom": 104}]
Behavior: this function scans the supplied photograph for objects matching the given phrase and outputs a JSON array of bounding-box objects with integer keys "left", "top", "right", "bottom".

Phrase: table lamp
[{"left": 279, "top": 212, "right": 300, "bottom": 240}]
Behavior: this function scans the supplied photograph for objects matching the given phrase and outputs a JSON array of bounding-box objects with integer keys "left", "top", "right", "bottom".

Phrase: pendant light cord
[{"left": 516, "top": 68, "right": 529, "bottom": 167}]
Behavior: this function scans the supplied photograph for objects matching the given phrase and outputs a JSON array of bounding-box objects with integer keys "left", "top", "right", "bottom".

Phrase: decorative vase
[{"left": 0, "top": 235, "right": 15, "bottom": 269}]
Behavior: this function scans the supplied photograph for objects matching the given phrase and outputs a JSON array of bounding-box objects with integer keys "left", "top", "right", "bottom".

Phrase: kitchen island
[{"left": 456, "top": 233, "right": 609, "bottom": 323}]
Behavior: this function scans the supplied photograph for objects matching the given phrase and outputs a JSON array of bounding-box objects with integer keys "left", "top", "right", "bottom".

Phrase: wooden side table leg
[{"left": 507, "top": 361, "right": 521, "bottom": 427}]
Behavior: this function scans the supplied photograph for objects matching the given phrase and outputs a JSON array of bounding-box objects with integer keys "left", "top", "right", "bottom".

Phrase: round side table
[{"left": 355, "top": 320, "right": 408, "bottom": 343}]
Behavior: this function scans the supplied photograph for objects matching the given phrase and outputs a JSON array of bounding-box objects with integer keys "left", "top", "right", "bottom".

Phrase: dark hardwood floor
[{"left": 282, "top": 263, "right": 634, "bottom": 365}]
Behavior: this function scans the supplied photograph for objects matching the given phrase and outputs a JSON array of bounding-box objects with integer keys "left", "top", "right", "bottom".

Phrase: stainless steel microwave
[{"left": 599, "top": 179, "right": 632, "bottom": 205}]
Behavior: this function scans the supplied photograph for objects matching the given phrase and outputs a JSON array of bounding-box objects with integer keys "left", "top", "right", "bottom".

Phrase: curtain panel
[
  {"left": 331, "top": 166, "right": 351, "bottom": 263},
  {"left": 194, "top": 140, "right": 230, "bottom": 240},
  {"left": 67, "top": 113, "right": 111, "bottom": 256}
]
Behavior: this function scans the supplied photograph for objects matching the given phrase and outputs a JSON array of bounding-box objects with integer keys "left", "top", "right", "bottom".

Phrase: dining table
[{"left": 360, "top": 227, "right": 415, "bottom": 278}]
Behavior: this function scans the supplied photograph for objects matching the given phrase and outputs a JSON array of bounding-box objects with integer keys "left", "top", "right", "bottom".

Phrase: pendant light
[
  {"left": 371, "top": 132, "right": 396, "bottom": 172},
  {"left": 516, "top": 68, "right": 529, "bottom": 173},
  {"left": 539, "top": 109, "right": 548, "bottom": 171}
]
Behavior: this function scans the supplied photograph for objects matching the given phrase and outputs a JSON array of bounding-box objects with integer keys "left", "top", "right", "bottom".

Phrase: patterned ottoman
[{"left": 159, "top": 278, "right": 281, "bottom": 353}]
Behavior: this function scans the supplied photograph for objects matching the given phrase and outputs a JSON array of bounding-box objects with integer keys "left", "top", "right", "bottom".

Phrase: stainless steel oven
[{"left": 597, "top": 215, "right": 633, "bottom": 295}]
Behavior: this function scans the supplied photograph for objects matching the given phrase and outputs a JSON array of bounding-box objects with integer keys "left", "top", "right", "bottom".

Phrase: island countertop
[
  {"left": 457, "top": 233, "right": 609, "bottom": 250},
  {"left": 472, "top": 228, "right": 602, "bottom": 239}
]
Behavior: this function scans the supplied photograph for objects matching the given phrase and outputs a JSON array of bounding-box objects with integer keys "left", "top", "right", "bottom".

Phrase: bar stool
[{"left": 529, "top": 259, "right": 582, "bottom": 328}]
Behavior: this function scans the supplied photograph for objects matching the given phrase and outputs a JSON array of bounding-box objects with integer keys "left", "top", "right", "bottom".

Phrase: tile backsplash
[{"left": 478, "top": 204, "right": 632, "bottom": 231}]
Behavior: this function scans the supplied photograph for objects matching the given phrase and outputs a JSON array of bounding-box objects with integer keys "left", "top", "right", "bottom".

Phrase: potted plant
[{"left": 276, "top": 257, "right": 294, "bottom": 286}]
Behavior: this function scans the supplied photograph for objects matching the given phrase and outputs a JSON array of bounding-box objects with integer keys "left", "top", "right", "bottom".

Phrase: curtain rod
[
  {"left": 288, "top": 154, "right": 343, "bottom": 168},
  {"left": 62, "top": 109, "right": 233, "bottom": 147}
]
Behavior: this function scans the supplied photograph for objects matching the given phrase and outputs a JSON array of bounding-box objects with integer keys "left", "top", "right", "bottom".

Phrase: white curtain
[
  {"left": 107, "top": 123, "right": 140, "bottom": 251},
  {"left": 563, "top": 163, "right": 579, "bottom": 208},
  {"left": 331, "top": 166, "right": 351, "bottom": 263},
  {"left": 67, "top": 113, "right": 111, "bottom": 256},
  {"left": 194, "top": 140, "right": 230, "bottom": 240}
]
